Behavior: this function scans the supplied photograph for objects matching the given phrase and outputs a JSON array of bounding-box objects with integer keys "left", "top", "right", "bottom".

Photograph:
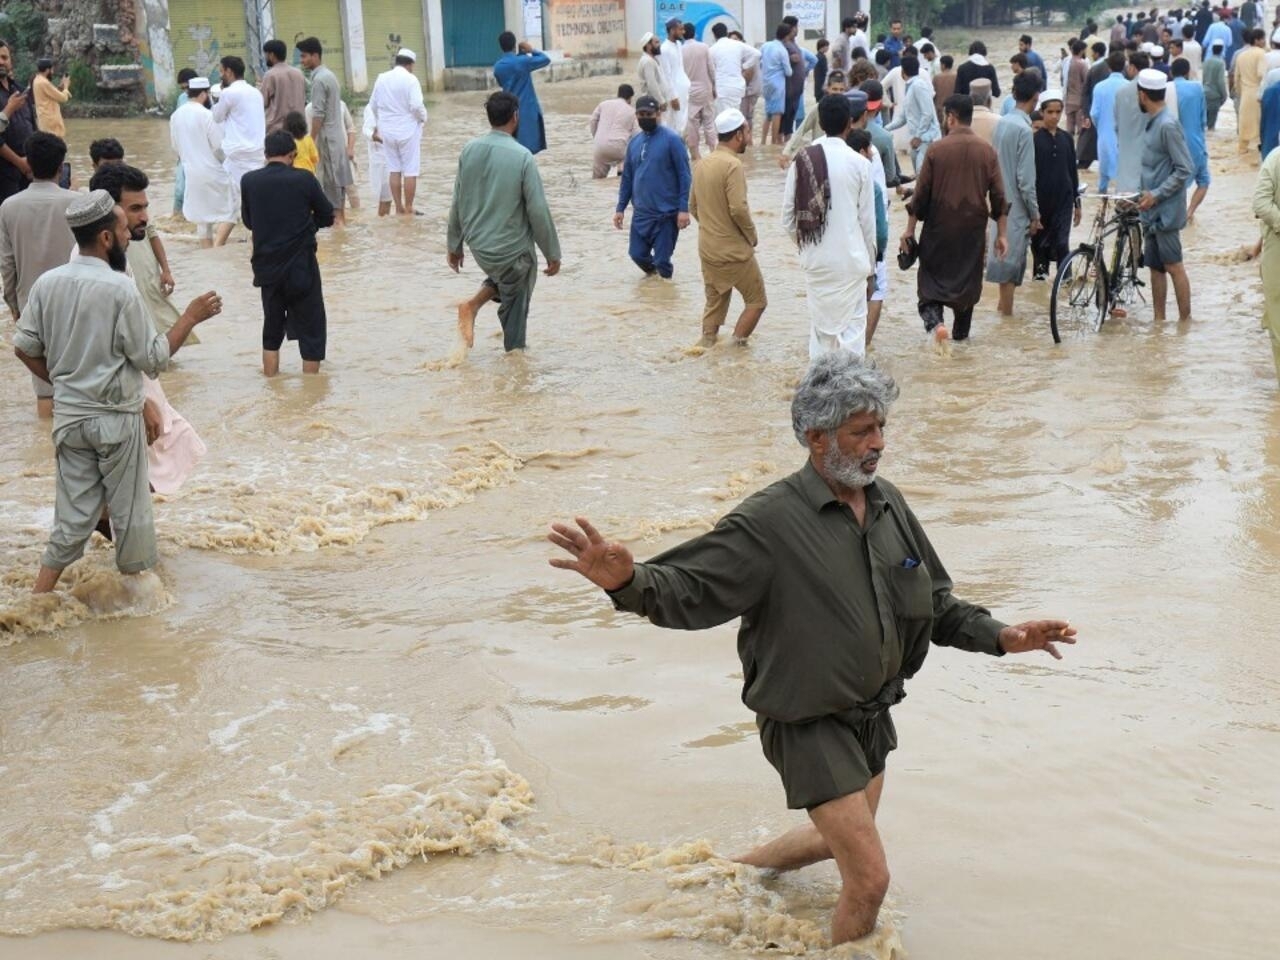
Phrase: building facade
[{"left": 135, "top": 0, "right": 870, "bottom": 103}]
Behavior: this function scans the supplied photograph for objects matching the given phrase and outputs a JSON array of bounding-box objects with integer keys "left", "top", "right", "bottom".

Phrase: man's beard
[
  {"left": 129, "top": 225, "right": 146, "bottom": 241},
  {"left": 107, "top": 237, "right": 128, "bottom": 272},
  {"left": 823, "top": 440, "right": 879, "bottom": 490}
]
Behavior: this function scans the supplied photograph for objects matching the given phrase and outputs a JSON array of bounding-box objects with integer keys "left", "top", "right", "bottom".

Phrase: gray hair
[
  {"left": 970, "top": 85, "right": 992, "bottom": 107},
  {"left": 791, "top": 353, "right": 899, "bottom": 445}
]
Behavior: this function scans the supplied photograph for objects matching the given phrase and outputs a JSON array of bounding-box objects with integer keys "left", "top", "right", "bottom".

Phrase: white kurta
[
  {"left": 782, "top": 137, "right": 878, "bottom": 359},
  {"left": 660, "top": 39, "right": 691, "bottom": 135},
  {"left": 212, "top": 79, "right": 266, "bottom": 207},
  {"left": 710, "top": 38, "right": 759, "bottom": 114},
  {"left": 170, "top": 101, "right": 236, "bottom": 224}
]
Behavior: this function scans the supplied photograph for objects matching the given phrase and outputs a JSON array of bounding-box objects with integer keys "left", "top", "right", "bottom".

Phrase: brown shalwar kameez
[{"left": 908, "top": 126, "right": 1006, "bottom": 339}]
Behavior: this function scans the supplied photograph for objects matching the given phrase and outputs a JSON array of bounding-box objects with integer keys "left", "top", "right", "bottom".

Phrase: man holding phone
[{"left": 0, "top": 40, "right": 36, "bottom": 203}]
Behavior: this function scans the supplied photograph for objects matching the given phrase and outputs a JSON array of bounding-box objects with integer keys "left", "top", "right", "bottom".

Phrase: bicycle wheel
[
  {"left": 1109, "top": 226, "right": 1140, "bottom": 308},
  {"left": 1050, "top": 247, "right": 1107, "bottom": 343}
]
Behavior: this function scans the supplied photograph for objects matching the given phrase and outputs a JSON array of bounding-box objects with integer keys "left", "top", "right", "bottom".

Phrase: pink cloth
[
  {"left": 143, "top": 378, "right": 206, "bottom": 495},
  {"left": 589, "top": 97, "right": 640, "bottom": 153}
]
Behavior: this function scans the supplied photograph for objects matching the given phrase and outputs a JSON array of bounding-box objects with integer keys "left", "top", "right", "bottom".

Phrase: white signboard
[
  {"left": 524, "top": 0, "right": 544, "bottom": 44},
  {"left": 783, "top": 0, "right": 825, "bottom": 30}
]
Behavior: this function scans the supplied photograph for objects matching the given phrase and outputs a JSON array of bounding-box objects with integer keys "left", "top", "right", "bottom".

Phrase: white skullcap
[
  {"left": 66, "top": 189, "right": 116, "bottom": 228},
  {"left": 715, "top": 107, "right": 746, "bottom": 133},
  {"left": 397, "top": 47, "right": 416, "bottom": 61},
  {"left": 187, "top": 76, "right": 210, "bottom": 90},
  {"left": 1139, "top": 41, "right": 1153, "bottom": 53},
  {"left": 1137, "top": 68, "right": 1168, "bottom": 91},
  {"left": 1037, "top": 89, "right": 1064, "bottom": 109},
  {"left": 1150, "top": 44, "right": 1165, "bottom": 58},
  {"left": 640, "top": 31, "right": 657, "bottom": 47}
]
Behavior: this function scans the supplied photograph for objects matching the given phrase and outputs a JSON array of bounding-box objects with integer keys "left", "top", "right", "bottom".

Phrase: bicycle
[{"left": 1049, "top": 192, "right": 1146, "bottom": 343}]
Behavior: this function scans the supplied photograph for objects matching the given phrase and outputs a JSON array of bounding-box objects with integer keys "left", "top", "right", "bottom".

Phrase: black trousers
[
  {"left": 919, "top": 299, "right": 975, "bottom": 340},
  {"left": 261, "top": 250, "right": 327, "bottom": 360}
]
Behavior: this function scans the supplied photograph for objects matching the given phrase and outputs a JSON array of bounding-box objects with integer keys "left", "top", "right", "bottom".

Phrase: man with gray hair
[{"left": 547, "top": 352, "right": 1076, "bottom": 948}]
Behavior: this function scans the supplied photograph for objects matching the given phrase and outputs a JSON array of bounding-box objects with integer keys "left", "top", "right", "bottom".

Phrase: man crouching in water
[{"left": 548, "top": 351, "right": 1076, "bottom": 945}]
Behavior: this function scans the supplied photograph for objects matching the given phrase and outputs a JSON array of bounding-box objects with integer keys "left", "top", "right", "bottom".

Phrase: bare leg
[
  {"left": 767, "top": 115, "right": 782, "bottom": 145},
  {"left": 997, "top": 282, "right": 1015, "bottom": 317},
  {"left": 1186, "top": 186, "right": 1208, "bottom": 222},
  {"left": 262, "top": 350, "right": 280, "bottom": 377},
  {"left": 732, "top": 774, "right": 885, "bottom": 871},
  {"left": 389, "top": 172, "right": 404, "bottom": 214},
  {"left": 378, "top": 200, "right": 392, "bottom": 217},
  {"left": 1166, "top": 262, "right": 1192, "bottom": 321},
  {"left": 33, "top": 564, "right": 62, "bottom": 594},
  {"left": 812, "top": 788, "right": 890, "bottom": 945},
  {"left": 213, "top": 222, "right": 235, "bottom": 247},
  {"left": 36, "top": 397, "right": 53, "bottom": 419},
  {"left": 1150, "top": 268, "right": 1168, "bottom": 321},
  {"left": 403, "top": 176, "right": 418, "bottom": 214},
  {"left": 458, "top": 285, "right": 497, "bottom": 348},
  {"left": 866, "top": 300, "right": 884, "bottom": 347},
  {"left": 732, "top": 305, "right": 766, "bottom": 342},
  {"left": 302, "top": 360, "right": 321, "bottom": 374}
]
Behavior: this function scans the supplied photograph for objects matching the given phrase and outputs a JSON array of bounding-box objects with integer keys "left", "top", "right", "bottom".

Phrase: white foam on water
[{"left": 207, "top": 699, "right": 291, "bottom": 753}]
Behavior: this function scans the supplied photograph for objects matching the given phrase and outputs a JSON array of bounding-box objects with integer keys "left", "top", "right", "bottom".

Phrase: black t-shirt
[
  {"left": 0, "top": 81, "right": 37, "bottom": 200},
  {"left": 239, "top": 163, "right": 336, "bottom": 287}
]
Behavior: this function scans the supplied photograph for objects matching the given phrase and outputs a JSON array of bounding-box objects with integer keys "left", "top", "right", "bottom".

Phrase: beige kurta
[
  {"left": 1236, "top": 46, "right": 1268, "bottom": 145},
  {"left": 1253, "top": 146, "right": 1280, "bottom": 382}
]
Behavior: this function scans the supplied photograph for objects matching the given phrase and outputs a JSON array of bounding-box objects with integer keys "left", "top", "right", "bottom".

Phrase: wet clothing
[
  {"left": 1173, "top": 78, "right": 1210, "bottom": 188},
  {"left": 447, "top": 130, "right": 561, "bottom": 351},
  {"left": 241, "top": 163, "right": 335, "bottom": 360},
  {"left": 617, "top": 125, "right": 691, "bottom": 279},
  {"left": 309, "top": 65, "right": 354, "bottom": 208},
  {"left": 170, "top": 100, "right": 237, "bottom": 225},
  {"left": 1140, "top": 108, "right": 1193, "bottom": 270},
  {"left": 910, "top": 126, "right": 1006, "bottom": 338},
  {"left": 1091, "top": 72, "right": 1126, "bottom": 191},
  {"left": 589, "top": 97, "right": 639, "bottom": 178},
  {"left": 760, "top": 40, "right": 791, "bottom": 117},
  {"left": 1202, "top": 55, "right": 1229, "bottom": 128},
  {"left": 986, "top": 110, "right": 1039, "bottom": 286},
  {"left": 15, "top": 255, "right": 172, "bottom": 573},
  {"left": 1254, "top": 146, "right": 1280, "bottom": 383},
  {"left": 495, "top": 50, "right": 551, "bottom": 155},
  {"left": 782, "top": 137, "right": 877, "bottom": 358},
  {"left": 1113, "top": 80, "right": 1147, "bottom": 194},
  {"left": 608, "top": 462, "right": 1006, "bottom": 806},
  {"left": 1032, "top": 127, "right": 1079, "bottom": 275},
  {"left": 0, "top": 80, "right": 36, "bottom": 203}
]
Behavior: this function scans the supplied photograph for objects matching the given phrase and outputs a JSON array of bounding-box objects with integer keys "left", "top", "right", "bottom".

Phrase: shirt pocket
[{"left": 889, "top": 564, "right": 933, "bottom": 621}]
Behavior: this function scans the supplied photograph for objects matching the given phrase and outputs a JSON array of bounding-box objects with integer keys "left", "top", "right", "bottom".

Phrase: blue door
[{"left": 443, "top": 0, "right": 506, "bottom": 67}]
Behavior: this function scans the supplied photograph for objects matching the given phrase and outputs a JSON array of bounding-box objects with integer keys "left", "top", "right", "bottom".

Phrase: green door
[{"left": 443, "top": 0, "right": 505, "bottom": 68}]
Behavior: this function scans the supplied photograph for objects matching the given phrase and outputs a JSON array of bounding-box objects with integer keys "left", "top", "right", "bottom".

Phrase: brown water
[{"left": 2, "top": 28, "right": 1278, "bottom": 960}]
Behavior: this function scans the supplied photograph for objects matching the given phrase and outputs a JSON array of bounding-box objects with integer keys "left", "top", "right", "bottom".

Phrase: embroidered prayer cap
[
  {"left": 635, "top": 95, "right": 661, "bottom": 112},
  {"left": 714, "top": 108, "right": 746, "bottom": 133},
  {"left": 1137, "top": 68, "right": 1168, "bottom": 91},
  {"left": 640, "top": 31, "right": 657, "bottom": 48},
  {"left": 1037, "top": 89, "right": 1065, "bottom": 108},
  {"left": 187, "top": 76, "right": 211, "bottom": 90},
  {"left": 66, "top": 189, "right": 117, "bottom": 228},
  {"left": 397, "top": 48, "right": 417, "bottom": 61}
]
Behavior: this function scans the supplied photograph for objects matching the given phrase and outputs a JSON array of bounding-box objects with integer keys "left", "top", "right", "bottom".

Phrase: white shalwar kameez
[
  {"left": 782, "top": 136, "right": 878, "bottom": 359},
  {"left": 660, "top": 38, "right": 691, "bottom": 135},
  {"left": 211, "top": 79, "right": 265, "bottom": 214},
  {"left": 169, "top": 101, "right": 236, "bottom": 234}
]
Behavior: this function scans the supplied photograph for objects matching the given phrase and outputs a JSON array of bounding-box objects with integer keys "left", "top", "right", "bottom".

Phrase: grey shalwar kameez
[
  {"left": 986, "top": 109, "right": 1039, "bottom": 285},
  {"left": 309, "top": 65, "right": 353, "bottom": 209},
  {"left": 14, "top": 255, "right": 171, "bottom": 573}
]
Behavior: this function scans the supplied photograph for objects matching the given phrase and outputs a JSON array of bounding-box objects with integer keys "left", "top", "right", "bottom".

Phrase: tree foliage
[{"left": 0, "top": 1, "right": 48, "bottom": 82}]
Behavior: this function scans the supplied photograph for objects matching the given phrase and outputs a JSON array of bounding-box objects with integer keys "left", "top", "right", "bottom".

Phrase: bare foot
[
  {"left": 732, "top": 335, "right": 750, "bottom": 347},
  {"left": 457, "top": 301, "right": 477, "bottom": 348},
  {"left": 931, "top": 325, "right": 950, "bottom": 344},
  {"left": 1153, "top": 313, "right": 1166, "bottom": 322},
  {"left": 698, "top": 332, "right": 717, "bottom": 348},
  {"left": 1109, "top": 306, "right": 1128, "bottom": 318}
]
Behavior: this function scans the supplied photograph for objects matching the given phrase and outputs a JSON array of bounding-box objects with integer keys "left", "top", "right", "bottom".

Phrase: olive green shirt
[{"left": 608, "top": 461, "right": 1006, "bottom": 724}]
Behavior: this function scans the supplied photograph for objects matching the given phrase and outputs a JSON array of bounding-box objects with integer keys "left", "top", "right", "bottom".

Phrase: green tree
[{"left": 0, "top": 1, "right": 48, "bottom": 81}]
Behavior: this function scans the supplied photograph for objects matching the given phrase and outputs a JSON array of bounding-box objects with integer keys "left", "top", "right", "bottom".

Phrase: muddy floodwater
[{"left": 2, "top": 28, "right": 1278, "bottom": 960}]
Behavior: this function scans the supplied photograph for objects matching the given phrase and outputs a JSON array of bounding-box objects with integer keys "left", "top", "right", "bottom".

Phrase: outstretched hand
[
  {"left": 547, "top": 516, "right": 635, "bottom": 592},
  {"left": 998, "top": 620, "right": 1078, "bottom": 660}
]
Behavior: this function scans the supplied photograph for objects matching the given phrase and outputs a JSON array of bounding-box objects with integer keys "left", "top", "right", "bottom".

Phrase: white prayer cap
[
  {"left": 187, "top": 76, "right": 210, "bottom": 90},
  {"left": 397, "top": 47, "right": 416, "bottom": 61},
  {"left": 640, "top": 31, "right": 657, "bottom": 48},
  {"left": 715, "top": 107, "right": 746, "bottom": 133},
  {"left": 66, "top": 189, "right": 116, "bottom": 228},
  {"left": 1139, "top": 41, "right": 1153, "bottom": 53},
  {"left": 1150, "top": 44, "right": 1165, "bottom": 58},
  {"left": 1037, "top": 89, "right": 1064, "bottom": 109},
  {"left": 1137, "top": 68, "right": 1168, "bottom": 91}
]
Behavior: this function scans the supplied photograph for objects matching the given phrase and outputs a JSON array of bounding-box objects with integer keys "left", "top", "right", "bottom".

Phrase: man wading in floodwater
[{"left": 548, "top": 352, "right": 1077, "bottom": 946}]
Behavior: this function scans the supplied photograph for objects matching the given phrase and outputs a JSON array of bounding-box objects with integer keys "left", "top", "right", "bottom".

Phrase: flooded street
[{"left": 2, "top": 30, "right": 1279, "bottom": 960}]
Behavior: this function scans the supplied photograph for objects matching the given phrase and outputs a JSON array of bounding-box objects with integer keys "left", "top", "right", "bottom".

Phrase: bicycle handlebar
[{"left": 1082, "top": 192, "right": 1142, "bottom": 201}]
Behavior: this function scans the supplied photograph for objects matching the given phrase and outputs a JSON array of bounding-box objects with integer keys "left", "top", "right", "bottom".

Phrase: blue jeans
[{"left": 629, "top": 212, "right": 679, "bottom": 278}]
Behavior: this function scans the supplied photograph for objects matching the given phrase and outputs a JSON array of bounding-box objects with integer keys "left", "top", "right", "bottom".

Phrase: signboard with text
[
  {"left": 544, "top": 0, "right": 626, "bottom": 57},
  {"left": 782, "top": 0, "right": 825, "bottom": 30}
]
